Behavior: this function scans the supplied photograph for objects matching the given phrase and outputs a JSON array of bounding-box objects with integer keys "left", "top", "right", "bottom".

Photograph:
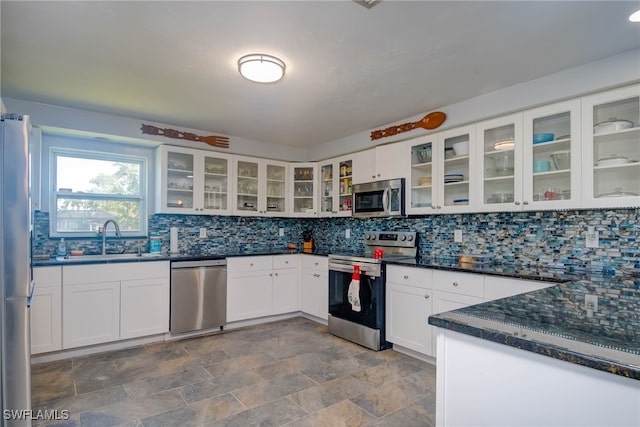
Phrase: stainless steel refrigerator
[{"left": 1, "top": 113, "right": 33, "bottom": 427}]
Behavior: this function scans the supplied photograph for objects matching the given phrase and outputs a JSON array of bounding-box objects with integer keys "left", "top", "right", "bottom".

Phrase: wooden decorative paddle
[
  {"left": 141, "top": 124, "right": 230, "bottom": 148},
  {"left": 370, "top": 111, "right": 446, "bottom": 141}
]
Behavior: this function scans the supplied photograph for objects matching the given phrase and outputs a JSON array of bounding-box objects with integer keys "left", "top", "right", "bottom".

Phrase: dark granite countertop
[{"left": 428, "top": 274, "right": 640, "bottom": 380}]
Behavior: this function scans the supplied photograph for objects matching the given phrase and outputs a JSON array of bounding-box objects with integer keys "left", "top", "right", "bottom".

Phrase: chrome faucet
[{"left": 101, "top": 219, "right": 122, "bottom": 255}]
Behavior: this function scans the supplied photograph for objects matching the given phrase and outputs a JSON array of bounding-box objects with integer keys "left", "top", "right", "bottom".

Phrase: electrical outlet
[
  {"left": 585, "top": 226, "right": 599, "bottom": 248},
  {"left": 278, "top": 228, "right": 284, "bottom": 237},
  {"left": 585, "top": 294, "right": 598, "bottom": 313},
  {"left": 345, "top": 229, "right": 351, "bottom": 238},
  {"left": 454, "top": 229, "right": 463, "bottom": 243},
  {"left": 199, "top": 228, "right": 207, "bottom": 239}
]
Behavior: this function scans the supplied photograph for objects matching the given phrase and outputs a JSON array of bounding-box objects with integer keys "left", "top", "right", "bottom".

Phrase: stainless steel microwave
[{"left": 352, "top": 178, "right": 405, "bottom": 218}]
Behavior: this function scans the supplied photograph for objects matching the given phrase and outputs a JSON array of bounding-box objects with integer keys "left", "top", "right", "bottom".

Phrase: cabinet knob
[
  {"left": 250, "top": 263, "right": 254, "bottom": 266},
  {"left": 514, "top": 201, "right": 520, "bottom": 206},
  {"left": 431, "top": 205, "right": 435, "bottom": 209},
  {"left": 285, "top": 261, "right": 288, "bottom": 264},
  {"left": 274, "top": 272, "right": 278, "bottom": 276},
  {"left": 269, "top": 272, "right": 273, "bottom": 276},
  {"left": 424, "top": 294, "right": 430, "bottom": 299},
  {"left": 437, "top": 205, "right": 442, "bottom": 209},
  {"left": 314, "top": 262, "right": 319, "bottom": 266},
  {"left": 452, "top": 281, "right": 459, "bottom": 287},
  {"left": 403, "top": 275, "right": 409, "bottom": 279},
  {"left": 377, "top": 173, "right": 381, "bottom": 177},
  {"left": 372, "top": 175, "right": 376, "bottom": 179},
  {"left": 523, "top": 201, "right": 529, "bottom": 205}
]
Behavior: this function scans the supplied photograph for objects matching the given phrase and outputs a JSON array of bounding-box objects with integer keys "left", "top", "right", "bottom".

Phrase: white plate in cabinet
[
  {"left": 581, "top": 85, "right": 640, "bottom": 208},
  {"left": 431, "top": 270, "right": 484, "bottom": 298}
]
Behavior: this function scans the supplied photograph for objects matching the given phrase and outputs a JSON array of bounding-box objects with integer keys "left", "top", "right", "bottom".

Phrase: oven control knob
[
  {"left": 365, "top": 234, "right": 371, "bottom": 240},
  {"left": 370, "top": 234, "right": 376, "bottom": 240},
  {"left": 407, "top": 235, "right": 414, "bottom": 242},
  {"left": 400, "top": 235, "right": 407, "bottom": 241}
]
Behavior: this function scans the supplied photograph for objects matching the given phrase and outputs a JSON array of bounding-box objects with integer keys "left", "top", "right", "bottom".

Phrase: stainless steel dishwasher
[{"left": 170, "top": 259, "right": 227, "bottom": 334}]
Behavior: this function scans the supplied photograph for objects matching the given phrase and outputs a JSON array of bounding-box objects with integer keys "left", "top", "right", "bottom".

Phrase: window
[{"left": 49, "top": 146, "right": 149, "bottom": 237}]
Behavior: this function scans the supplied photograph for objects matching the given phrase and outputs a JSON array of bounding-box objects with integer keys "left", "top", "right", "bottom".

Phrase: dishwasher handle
[{"left": 171, "top": 259, "right": 227, "bottom": 268}]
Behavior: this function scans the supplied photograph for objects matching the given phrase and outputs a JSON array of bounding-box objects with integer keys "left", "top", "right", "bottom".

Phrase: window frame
[{"left": 43, "top": 135, "right": 153, "bottom": 238}]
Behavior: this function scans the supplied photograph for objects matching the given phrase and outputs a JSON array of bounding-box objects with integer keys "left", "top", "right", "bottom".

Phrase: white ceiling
[{"left": 2, "top": 1, "right": 639, "bottom": 148}]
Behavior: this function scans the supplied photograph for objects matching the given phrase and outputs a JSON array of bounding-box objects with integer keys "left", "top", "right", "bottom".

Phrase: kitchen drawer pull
[
  {"left": 424, "top": 294, "right": 430, "bottom": 299},
  {"left": 285, "top": 261, "right": 289, "bottom": 264},
  {"left": 250, "top": 263, "right": 254, "bottom": 266},
  {"left": 514, "top": 201, "right": 520, "bottom": 206},
  {"left": 452, "top": 281, "right": 459, "bottom": 287},
  {"left": 523, "top": 201, "right": 529, "bottom": 205},
  {"left": 274, "top": 272, "right": 278, "bottom": 276},
  {"left": 269, "top": 272, "right": 273, "bottom": 277},
  {"left": 403, "top": 275, "right": 409, "bottom": 279}
]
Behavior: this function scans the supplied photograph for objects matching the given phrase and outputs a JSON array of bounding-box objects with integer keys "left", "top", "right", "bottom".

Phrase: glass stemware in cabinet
[
  {"left": 530, "top": 112, "right": 572, "bottom": 203},
  {"left": 166, "top": 152, "right": 194, "bottom": 209},
  {"left": 410, "top": 142, "right": 434, "bottom": 209},
  {"left": 483, "top": 124, "right": 516, "bottom": 206},
  {"left": 590, "top": 95, "right": 640, "bottom": 201},
  {"left": 266, "top": 164, "right": 286, "bottom": 213}
]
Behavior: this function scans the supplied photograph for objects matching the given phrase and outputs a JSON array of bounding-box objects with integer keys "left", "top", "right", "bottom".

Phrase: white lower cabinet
[
  {"left": 299, "top": 255, "right": 328, "bottom": 320},
  {"left": 386, "top": 265, "right": 556, "bottom": 359},
  {"left": 120, "top": 278, "right": 170, "bottom": 339},
  {"left": 31, "top": 267, "right": 62, "bottom": 354},
  {"left": 63, "top": 281, "right": 121, "bottom": 349},
  {"left": 62, "top": 261, "right": 169, "bottom": 350},
  {"left": 386, "top": 283, "right": 433, "bottom": 356},
  {"left": 227, "top": 255, "right": 300, "bottom": 322}
]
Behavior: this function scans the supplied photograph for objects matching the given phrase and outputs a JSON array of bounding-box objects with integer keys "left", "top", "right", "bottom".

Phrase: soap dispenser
[{"left": 56, "top": 238, "right": 67, "bottom": 257}]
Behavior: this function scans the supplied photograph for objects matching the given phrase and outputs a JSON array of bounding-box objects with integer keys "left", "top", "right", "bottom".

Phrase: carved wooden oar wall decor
[
  {"left": 370, "top": 111, "right": 446, "bottom": 141},
  {"left": 141, "top": 124, "right": 230, "bottom": 148}
]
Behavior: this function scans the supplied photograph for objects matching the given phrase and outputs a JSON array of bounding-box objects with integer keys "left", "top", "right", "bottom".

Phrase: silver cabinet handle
[
  {"left": 431, "top": 205, "right": 435, "bottom": 209},
  {"left": 269, "top": 272, "right": 273, "bottom": 277},
  {"left": 437, "top": 205, "right": 442, "bottom": 209},
  {"left": 314, "top": 262, "right": 319, "bottom": 266},
  {"left": 274, "top": 272, "right": 278, "bottom": 276},
  {"left": 523, "top": 201, "right": 529, "bottom": 205},
  {"left": 285, "top": 261, "right": 289, "bottom": 264},
  {"left": 452, "top": 282, "right": 459, "bottom": 287},
  {"left": 424, "top": 294, "right": 430, "bottom": 299},
  {"left": 403, "top": 275, "right": 409, "bottom": 279},
  {"left": 250, "top": 263, "right": 254, "bottom": 266},
  {"left": 377, "top": 173, "right": 381, "bottom": 177},
  {"left": 515, "top": 201, "right": 520, "bottom": 206}
]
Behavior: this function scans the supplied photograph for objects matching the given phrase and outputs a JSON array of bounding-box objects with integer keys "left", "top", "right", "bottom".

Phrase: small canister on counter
[{"left": 149, "top": 233, "right": 162, "bottom": 253}]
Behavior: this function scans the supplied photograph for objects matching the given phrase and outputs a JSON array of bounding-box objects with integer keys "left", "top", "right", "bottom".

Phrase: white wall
[
  {"left": 307, "top": 49, "right": 640, "bottom": 161},
  {"left": 1, "top": 98, "right": 308, "bottom": 162}
]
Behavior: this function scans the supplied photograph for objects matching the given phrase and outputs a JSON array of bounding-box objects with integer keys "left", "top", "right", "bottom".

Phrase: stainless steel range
[{"left": 328, "top": 231, "right": 417, "bottom": 350}]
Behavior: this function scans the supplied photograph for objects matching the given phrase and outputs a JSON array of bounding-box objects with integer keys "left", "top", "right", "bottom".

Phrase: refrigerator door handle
[{"left": 27, "top": 279, "right": 36, "bottom": 307}]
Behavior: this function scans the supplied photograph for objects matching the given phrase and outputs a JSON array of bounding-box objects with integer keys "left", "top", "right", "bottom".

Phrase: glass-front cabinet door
[
  {"left": 408, "top": 135, "right": 438, "bottom": 214},
  {"left": 202, "top": 154, "right": 231, "bottom": 213},
  {"left": 157, "top": 146, "right": 232, "bottom": 214},
  {"left": 264, "top": 161, "right": 288, "bottom": 216},
  {"left": 436, "top": 126, "right": 476, "bottom": 213},
  {"left": 522, "top": 99, "right": 581, "bottom": 210},
  {"left": 476, "top": 114, "right": 522, "bottom": 212},
  {"left": 289, "top": 163, "right": 318, "bottom": 217},
  {"left": 581, "top": 85, "right": 640, "bottom": 208},
  {"left": 319, "top": 157, "right": 353, "bottom": 217},
  {"left": 234, "top": 158, "right": 260, "bottom": 215}
]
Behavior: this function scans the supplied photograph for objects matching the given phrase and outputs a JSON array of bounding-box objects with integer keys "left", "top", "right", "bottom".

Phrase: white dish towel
[{"left": 347, "top": 266, "right": 361, "bottom": 312}]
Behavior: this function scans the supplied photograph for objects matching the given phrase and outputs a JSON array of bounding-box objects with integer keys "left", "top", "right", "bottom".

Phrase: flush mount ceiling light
[
  {"left": 629, "top": 9, "right": 640, "bottom": 22},
  {"left": 238, "top": 54, "right": 286, "bottom": 83}
]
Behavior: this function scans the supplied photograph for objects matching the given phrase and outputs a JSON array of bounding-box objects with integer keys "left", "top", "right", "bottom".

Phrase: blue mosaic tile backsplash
[{"left": 32, "top": 208, "right": 639, "bottom": 273}]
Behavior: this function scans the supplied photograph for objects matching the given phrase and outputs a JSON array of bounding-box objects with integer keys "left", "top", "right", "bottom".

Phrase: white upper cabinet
[
  {"left": 233, "top": 156, "right": 289, "bottom": 216},
  {"left": 436, "top": 125, "right": 477, "bottom": 213},
  {"left": 581, "top": 85, "right": 640, "bottom": 208},
  {"left": 289, "top": 163, "right": 318, "bottom": 217},
  {"left": 157, "top": 146, "right": 233, "bottom": 214},
  {"left": 319, "top": 156, "right": 353, "bottom": 217},
  {"left": 476, "top": 114, "right": 523, "bottom": 212},
  {"left": 407, "top": 135, "right": 438, "bottom": 214},
  {"left": 522, "top": 99, "right": 582, "bottom": 210},
  {"left": 352, "top": 144, "right": 409, "bottom": 185}
]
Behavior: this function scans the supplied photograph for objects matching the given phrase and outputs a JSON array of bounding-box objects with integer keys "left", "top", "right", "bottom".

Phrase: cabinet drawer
[
  {"left": 273, "top": 254, "right": 298, "bottom": 269},
  {"left": 387, "top": 265, "right": 432, "bottom": 289},
  {"left": 432, "top": 270, "right": 484, "bottom": 298},
  {"left": 227, "top": 256, "right": 272, "bottom": 273},
  {"left": 301, "top": 255, "right": 328, "bottom": 271},
  {"left": 33, "top": 266, "right": 62, "bottom": 287}
]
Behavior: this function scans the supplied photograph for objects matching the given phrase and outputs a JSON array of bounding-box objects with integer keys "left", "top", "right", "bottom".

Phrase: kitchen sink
[{"left": 64, "top": 253, "right": 163, "bottom": 262}]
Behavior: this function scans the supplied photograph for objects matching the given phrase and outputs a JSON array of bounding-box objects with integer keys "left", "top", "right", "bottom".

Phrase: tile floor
[{"left": 31, "top": 317, "right": 436, "bottom": 426}]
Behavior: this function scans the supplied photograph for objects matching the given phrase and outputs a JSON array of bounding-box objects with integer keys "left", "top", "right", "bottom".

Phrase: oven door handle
[
  {"left": 328, "top": 263, "right": 356, "bottom": 274},
  {"left": 382, "top": 187, "right": 391, "bottom": 214}
]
